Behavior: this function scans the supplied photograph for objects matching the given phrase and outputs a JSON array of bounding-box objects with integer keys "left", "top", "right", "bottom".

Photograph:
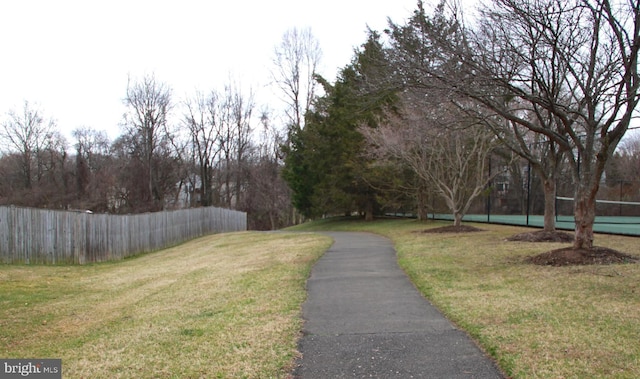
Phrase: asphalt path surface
[{"left": 291, "top": 232, "right": 505, "bottom": 378}]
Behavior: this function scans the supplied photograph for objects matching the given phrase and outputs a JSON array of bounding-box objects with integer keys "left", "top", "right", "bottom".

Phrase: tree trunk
[
  {"left": 417, "top": 205, "right": 428, "bottom": 221},
  {"left": 201, "top": 163, "right": 211, "bottom": 207},
  {"left": 573, "top": 195, "right": 596, "bottom": 249},
  {"left": 416, "top": 187, "right": 429, "bottom": 221},
  {"left": 23, "top": 151, "right": 32, "bottom": 189},
  {"left": 364, "top": 198, "right": 374, "bottom": 221},
  {"left": 542, "top": 178, "right": 556, "bottom": 232},
  {"left": 453, "top": 212, "right": 463, "bottom": 227}
]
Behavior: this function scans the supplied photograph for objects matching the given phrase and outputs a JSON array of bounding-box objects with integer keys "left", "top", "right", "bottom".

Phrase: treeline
[
  {"left": 282, "top": 0, "right": 640, "bottom": 250},
  {"left": 2, "top": 0, "right": 639, "bottom": 244},
  {"left": 0, "top": 77, "right": 291, "bottom": 230},
  {"left": 1, "top": 24, "right": 326, "bottom": 231}
]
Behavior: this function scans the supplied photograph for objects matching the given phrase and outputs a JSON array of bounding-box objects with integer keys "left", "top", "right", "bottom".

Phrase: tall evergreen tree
[{"left": 282, "top": 31, "right": 398, "bottom": 219}]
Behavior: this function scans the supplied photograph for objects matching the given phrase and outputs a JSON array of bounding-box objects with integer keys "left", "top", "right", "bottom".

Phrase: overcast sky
[{"left": 0, "top": 0, "right": 453, "bottom": 140}]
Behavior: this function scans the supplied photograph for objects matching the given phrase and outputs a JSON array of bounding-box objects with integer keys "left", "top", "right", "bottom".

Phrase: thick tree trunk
[
  {"left": 573, "top": 194, "right": 596, "bottom": 249},
  {"left": 542, "top": 179, "right": 556, "bottom": 232},
  {"left": 417, "top": 205, "right": 429, "bottom": 221},
  {"left": 364, "top": 198, "right": 375, "bottom": 221},
  {"left": 453, "top": 212, "right": 463, "bottom": 227}
]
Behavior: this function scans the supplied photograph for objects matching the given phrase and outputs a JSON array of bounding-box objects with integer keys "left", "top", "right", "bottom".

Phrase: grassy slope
[
  {"left": 288, "top": 217, "right": 640, "bottom": 378},
  {"left": 0, "top": 231, "right": 332, "bottom": 378},
  {"left": 3, "top": 217, "right": 638, "bottom": 378}
]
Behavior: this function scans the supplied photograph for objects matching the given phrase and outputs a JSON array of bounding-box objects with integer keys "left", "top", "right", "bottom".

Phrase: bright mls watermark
[{"left": 0, "top": 360, "right": 61, "bottom": 378}]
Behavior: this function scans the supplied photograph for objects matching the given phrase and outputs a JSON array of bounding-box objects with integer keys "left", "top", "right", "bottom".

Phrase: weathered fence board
[{"left": 0, "top": 206, "right": 247, "bottom": 264}]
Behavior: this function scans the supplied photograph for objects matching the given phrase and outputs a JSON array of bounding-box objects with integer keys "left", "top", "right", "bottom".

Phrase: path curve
[{"left": 292, "top": 232, "right": 504, "bottom": 378}]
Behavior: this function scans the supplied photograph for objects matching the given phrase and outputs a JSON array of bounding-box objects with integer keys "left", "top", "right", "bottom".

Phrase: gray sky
[{"left": 0, "top": 0, "right": 440, "bottom": 140}]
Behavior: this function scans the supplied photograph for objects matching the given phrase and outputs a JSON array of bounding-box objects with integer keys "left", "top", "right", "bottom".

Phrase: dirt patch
[
  {"left": 506, "top": 230, "right": 574, "bottom": 243},
  {"left": 419, "top": 225, "right": 484, "bottom": 233},
  {"left": 526, "top": 246, "right": 639, "bottom": 266}
]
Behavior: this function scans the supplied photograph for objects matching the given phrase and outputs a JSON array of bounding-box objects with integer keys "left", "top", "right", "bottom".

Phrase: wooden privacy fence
[{"left": 0, "top": 206, "right": 247, "bottom": 264}]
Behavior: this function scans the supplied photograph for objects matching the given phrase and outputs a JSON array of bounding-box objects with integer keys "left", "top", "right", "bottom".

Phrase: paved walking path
[{"left": 291, "top": 232, "right": 504, "bottom": 378}]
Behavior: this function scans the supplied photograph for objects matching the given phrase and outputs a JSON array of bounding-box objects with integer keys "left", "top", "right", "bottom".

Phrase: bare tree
[
  {"left": 474, "top": 106, "right": 566, "bottom": 232},
  {"left": 243, "top": 110, "right": 293, "bottom": 229},
  {"left": 0, "top": 101, "right": 55, "bottom": 190},
  {"left": 0, "top": 102, "right": 71, "bottom": 208},
  {"left": 363, "top": 93, "right": 505, "bottom": 226},
  {"left": 386, "top": 0, "right": 639, "bottom": 247},
  {"left": 39, "top": 130, "right": 70, "bottom": 206},
  {"left": 228, "top": 82, "right": 254, "bottom": 208},
  {"left": 215, "top": 81, "right": 254, "bottom": 208},
  {"left": 459, "top": 0, "right": 640, "bottom": 249},
  {"left": 122, "top": 74, "right": 173, "bottom": 210},
  {"left": 379, "top": 4, "right": 504, "bottom": 225},
  {"left": 73, "top": 127, "right": 111, "bottom": 170},
  {"left": 182, "top": 91, "right": 223, "bottom": 206},
  {"left": 72, "top": 127, "right": 111, "bottom": 206},
  {"left": 272, "top": 27, "right": 322, "bottom": 134}
]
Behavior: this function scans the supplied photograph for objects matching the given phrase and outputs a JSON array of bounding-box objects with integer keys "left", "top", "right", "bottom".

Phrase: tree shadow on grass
[
  {"left": 417, "top": 225, "right": 484, "bottom": 234},
  {"left": 506, "top": 230, "right": 574, "bottom": 243}
]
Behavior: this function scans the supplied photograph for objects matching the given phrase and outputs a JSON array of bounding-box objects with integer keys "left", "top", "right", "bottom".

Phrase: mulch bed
[
  {"left": 526, "top": 246, "right": 639, "bottom": 266},
  {"left": 416, "top": 225, "right": 638, "bottom": 266},
  {"left": 507, "top": 231, "right": 638, "bottom": 266}
]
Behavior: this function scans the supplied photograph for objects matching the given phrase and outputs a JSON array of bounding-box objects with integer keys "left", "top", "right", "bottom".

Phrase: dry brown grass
[
  {"left": 0, "top": 231, "right": 332, "bottom": 378},
  {"left": 290, "top": 218, "right": 640, "bottom": 378},
  {"left": 399, "top": 225, "right": 640, "bottom": 378}
]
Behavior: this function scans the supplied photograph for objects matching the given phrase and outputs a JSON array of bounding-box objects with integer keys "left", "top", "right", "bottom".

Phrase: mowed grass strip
[
  {"left": 0, "top": 231, "right": 332, "bottom": 378},
  {"left": 289, "top": 218, "right": 640, "bottom": 378}
]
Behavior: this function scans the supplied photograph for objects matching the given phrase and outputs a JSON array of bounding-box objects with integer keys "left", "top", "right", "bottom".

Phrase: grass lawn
[
  {"left": 3, "top": 218, "right": 638, "bottom": 378},
  {"left": 0, "top": 231, "right": 332, "bottom": 378},
  {"left": 288, "top": 217, "right": 640, "bottom": 378}
]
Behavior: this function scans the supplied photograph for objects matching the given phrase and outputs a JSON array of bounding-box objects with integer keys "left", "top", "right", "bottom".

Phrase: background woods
[
  {"left": 0, "top": 74, "right": 292, "bottom": 230},
  {"left": 2, "top": 1, "right": 639, "bottom": 235}
]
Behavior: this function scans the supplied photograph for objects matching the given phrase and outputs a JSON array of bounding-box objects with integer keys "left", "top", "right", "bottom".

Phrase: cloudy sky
[{"left": 0, "top": 0, "right": 458, "bottom": 140}]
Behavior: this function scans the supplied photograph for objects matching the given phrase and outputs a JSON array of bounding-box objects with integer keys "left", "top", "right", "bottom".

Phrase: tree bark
[
  {"left": 364, "top": 197, "right": 375, "bottom": 221},
  {"left": 542, "top": 178, "right": 556, "bottom": 232},
  {"left": 453, "top": 212, "right": 463, "bottom": 227},
  {"left": 573, "top": 195, "right": 596, "bottom": 249},
  {"left": 416, "top": 186, "right": 429, "bottom": 221}
]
